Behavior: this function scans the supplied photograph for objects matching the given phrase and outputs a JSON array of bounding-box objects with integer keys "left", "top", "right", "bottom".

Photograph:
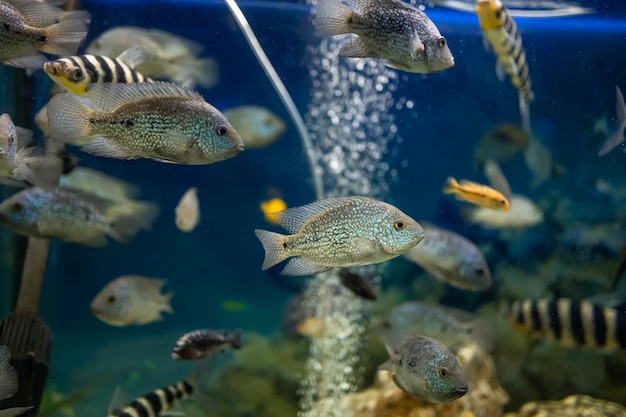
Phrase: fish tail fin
[
  {"left": 443, "top": 176, "right": 458, "bottom": 194},
  {"left": 108, "top": 206, "right": 159, "bottom": 243},
  {"left": 313, "top": 0, "right": 354, "bottom": 36},
  {"left": 254, "top": 229, "right": 288, "bottom": 270},
  {"left": 163, "top": 291, "right": 174, "bottom": 314},
  {"left": 191, "top": 58, "right": 219, "bottom": 89},
  {"left": 230, "top": 329, "right": 242, "bottom": 350},
  {"left": 47, "top": 94, "right": 95, "bottom": 145},
  {"left": 39, "top": 18, "right": 88, "bottom": 56},
  {"left": 519, "top": 92, "right": 533, "bottom": 137},
  {"left": 598, "top": 86, "right": 626, "bottom": 156},
  {"left": 0, "top": 346, "right": 18, "bottom": 400}
]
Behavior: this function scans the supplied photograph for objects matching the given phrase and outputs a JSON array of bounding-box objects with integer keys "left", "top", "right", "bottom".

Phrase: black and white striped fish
[
  {"left": 108, "top": 380, "right": 193, "bottom": 417},
  {"left": 43, "top": 47, "right": 151, "bottom": 95},
  {"left": 172, "top": 329, "right": 241, "bottom": 361},
  {"left": 476, "top": 0, "right": 534, "bottom": 134},
  {"left": 507, "top": 298, "right": 626, "bottom": 350}
]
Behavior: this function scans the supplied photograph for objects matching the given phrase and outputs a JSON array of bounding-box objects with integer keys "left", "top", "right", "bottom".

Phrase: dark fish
[
  {"left": 507, "top": 298, "right": 626, "bottom": 349},
  {"left": 172, "top": 329, "right": 241, "bottom": 361},
  {"left": 338, "top": 269, "right": 377, "bottom": 300},
  {"left": 108, "top": 381, "right": 193, "bottom": 417}
]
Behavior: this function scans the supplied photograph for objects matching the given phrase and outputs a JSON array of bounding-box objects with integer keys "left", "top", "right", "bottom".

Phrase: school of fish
[{"left": 0, "top": 0, "right": 623, "bottom": 414}]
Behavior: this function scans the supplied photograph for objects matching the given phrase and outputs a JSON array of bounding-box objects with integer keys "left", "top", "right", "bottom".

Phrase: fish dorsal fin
[
  {"left": 7, "top": 0, "right": 59, "bottom": 27},
  {"left": 276, "top": 196, "right": 369, "bottom": 234},
  {"left": 116, "top": 46, "right": 148, "bottom": 70},
  {"left": 107, "top": 386, "right": 129, "bottom": 414},
  {"left": 82, "top": 82, "right": 204, "bottom": 113}
]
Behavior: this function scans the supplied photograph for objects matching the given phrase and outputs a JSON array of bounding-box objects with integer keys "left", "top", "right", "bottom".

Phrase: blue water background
[{"left": 0, "top": 0, "right": 625, "bottom": 409}]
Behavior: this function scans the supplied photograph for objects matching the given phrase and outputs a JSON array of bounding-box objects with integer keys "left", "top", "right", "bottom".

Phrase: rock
[{"left": 504, "top": 395, "right": 626, "bottom": 417}]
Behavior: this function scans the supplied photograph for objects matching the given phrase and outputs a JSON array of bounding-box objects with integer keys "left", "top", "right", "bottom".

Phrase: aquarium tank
[{"left": 0, "top": 0, "right": 625, "bottom": 416}]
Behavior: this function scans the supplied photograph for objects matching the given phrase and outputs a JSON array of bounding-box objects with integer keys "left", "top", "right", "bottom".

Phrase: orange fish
[
  {"left": 260, "top": 197, "right": 287, "bottom": 225},
  {"left": 443, "top": 177, "right": 510, "bottom": 211}
]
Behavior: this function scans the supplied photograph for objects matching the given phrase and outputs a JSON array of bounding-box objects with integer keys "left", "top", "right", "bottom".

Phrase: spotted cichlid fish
[
  {"left": 403, "top": 222, "right": 492, "bottom": 291},
  {"left": 47, "top": 81, "right": 244, "bottom": 164},
  {"left": 507, "top": 298, "right": 626, "bottom": 350},
  {"left": 476, "top": 0, "right": 534, "bottom": 133},
  {"left": 314, "top": 0, "right": 454, "bottom": 73},
  {"left": 255, "top": 196, "right": 424, "bottom": 276},
  {"left": 379, "top": 334, "right": 468, "bottom": 403},
  {"left": 0, "top": 187, "right": 155, "bottom": 246},
  {"left": 0, "top": 0, "right": 88, "bottom": 70},
  {"left": 43, "top": 48, "right": 152, "bottom": 95},
  {"left": 108, "top": 380, "right": 193, "bottom": 417}
]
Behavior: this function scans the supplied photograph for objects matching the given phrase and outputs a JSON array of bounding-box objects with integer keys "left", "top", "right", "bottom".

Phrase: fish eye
[
  {"left": 394, "top": 220, "right": 406, "bottom": 230},
  {"left": 107, "top": 295, "right": 116, "bottom": 304},
  {"left": 71, "top": 68, "right": 83, "bottom": 81},
  {"left": 475, "top": 267, "right": 484, "bottom": 275},
  {"left": 11, "top": 202, "right": 23, "bottom": 212},
  {"left": 439, "top": 367, "right": 448, "bottom": 378},
  {"left": 216, "top": 125, "right": 228, "bottom": 136},
  {"left": 437, "top": 38, "right": 446, "bottom": 48}
]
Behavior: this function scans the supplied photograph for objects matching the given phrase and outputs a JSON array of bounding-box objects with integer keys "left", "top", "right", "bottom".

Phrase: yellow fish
[
  {"left": 260, "top": 197, "right": 287, "bottom": 225},
  {"left": 443, "top": 177, "right": 510, "bottom": 211}
]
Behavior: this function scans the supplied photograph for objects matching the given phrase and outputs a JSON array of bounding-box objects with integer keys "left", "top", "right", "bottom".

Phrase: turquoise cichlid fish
[
  {"left": 255, "top": 196, "right": 424, "bottom": 276},
  {"left": 46, "top": 81, "right": 244, "bottom": 164},
  {"left": 379, "top": 334, "right": 468, "bottom": 403}
]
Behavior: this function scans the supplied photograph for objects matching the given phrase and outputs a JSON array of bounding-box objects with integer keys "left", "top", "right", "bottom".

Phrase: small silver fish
[
  {"left": 403, "top": 222, "right": 492, "bottom": 291},
  {"left": 172, "top": 329, "right": 241, "bottom": 360},
  {"left": 383, "top": 301, "right": 496, "bottom": 350},
  {"left": 87, "top": 26, "right": 218, "bottom": 89},
  {"left": 47, "top": 81, "right": 244, "bottom": 164},
  {"left": 0, "top": 187, "right": 152, "bottom": 246},
  {"left": 90, "top": 275, "right": 173, "bottom": 327},
  {"left": 379, "top": 334, "right": 468, "bottom": 403},
  {"left": 255, "top": 196, "right": 424, "bottom": 276},
  {"left": 175, "top": 187, "right": 200, "bottom": 232},
  {"left": 314, "top": 0, "right": 454, "bottom": 73},
  {"left": 0, "top": 0, "right": 88, "bottom": 69},
  {"left": 223, "top": 105, "right": 286, "bottom": 148}
]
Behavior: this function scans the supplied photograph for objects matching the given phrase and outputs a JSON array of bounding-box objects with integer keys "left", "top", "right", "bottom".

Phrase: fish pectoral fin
[
  {"left": 107, "top": 386, "right": 129, "bottom": 415},
  {"left": 81, "top": 138, "right": 137, "bottom": 159},
  {"left": 339, "top": 38, "right": 375, "bottom": 58},
  {"left": 356, "top": 237, "right": 378, "bottom": 258},
  {"left": 495, "top": 62, "right": 506, "bottom": 82},
  {"left": 378, "top": 359, "right": 394, "bottom": 372},
  {"left": 391, "top": 374, "right": 411, "bottom": 394},
  {"left": 281, "top": 257, "right": 331, "bottom": 276},
  {"left": 165, "top": 130, "right": 196, "bottom": 152},
  {"left": 410, "top": 31, "right": 424, "bottom": 59},
  {"left": 384, "top": 60, "right": 411, "bottom": 72}
]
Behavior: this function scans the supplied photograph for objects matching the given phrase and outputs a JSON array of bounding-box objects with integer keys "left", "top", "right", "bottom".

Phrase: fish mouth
[
  {"left": 449, "top": 384, "right": 469, "bottom": 400},
  {"left": 236, "top": 143, "right": 245, "bottom": 152}
]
